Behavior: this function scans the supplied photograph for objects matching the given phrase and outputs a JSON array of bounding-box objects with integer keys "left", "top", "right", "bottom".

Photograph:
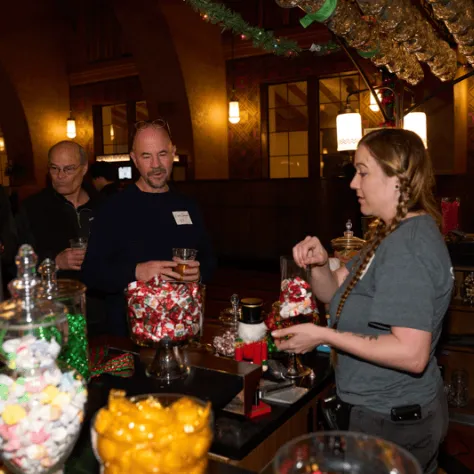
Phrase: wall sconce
[
  {"left": 110, "top": 124, "right": 115, "bottom": 141},
  {"left": 336, "top": 104, "right": 362, "bottom": 151},
  {"left": 66, "top": 111, "right": 76, "bottom": 139},
  {"left": 403, "top": 111, "right": 427, "bottom": 148},
  {"left": 0, "top": 137, "right": 4, "bottom": 152}
]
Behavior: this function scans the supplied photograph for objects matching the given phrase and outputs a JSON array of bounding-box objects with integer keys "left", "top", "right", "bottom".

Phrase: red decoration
[{"left": 235, "top": 340, "right": 268, "bottom": 365}]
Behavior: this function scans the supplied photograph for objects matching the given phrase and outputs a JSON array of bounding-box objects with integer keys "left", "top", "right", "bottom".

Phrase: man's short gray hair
[{"left": 48, "top": 141, "right": 87, "bottom": 165}]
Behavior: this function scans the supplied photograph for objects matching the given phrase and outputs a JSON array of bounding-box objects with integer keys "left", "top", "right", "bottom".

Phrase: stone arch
[{"left": 0, "top": 60, "right": 34, "bottom": 185}]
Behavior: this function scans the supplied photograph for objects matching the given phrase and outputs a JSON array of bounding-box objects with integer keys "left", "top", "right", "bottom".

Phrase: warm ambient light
[
  {"left": 110, "top": 124, "right": 115, "bottom": 141},
  {"left": 66, "top": 114, "right": 76, "bottom": 139},
  {"left": 228, "top": 100, "right": 241, "bottom": 124},
  {"left": 369, "top": 92, "right": 382, "bottom": 112},
  {"left": 96, "top": 154, "right": 130, "bottom": 163},
  {"left": 336, "top": 106, "right": 362, "bottom": 151},
  {"left": 0, "top": 137, "right": 4, "bottom": 152},
  {"left": 403, "top": 112, "right": 427, "bottom": 148}
]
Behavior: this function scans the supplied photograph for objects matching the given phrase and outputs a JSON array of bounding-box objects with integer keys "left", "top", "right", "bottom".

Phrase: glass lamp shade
[
  {"left": 403, "top": 112, "right": 427, "bottom": 148},
  {"left": 369, "top": 92, "right": 381, "bottom": 112},
  {"left": 66, "top": 117, "right": 77, "bottom": 139},
  {"left": 0, "top": 137, "right": 4, "bottom": 152},
  {"left": 337, "top": 111, "right": 362, "bottom": 151},
  {"left": 228, "top": 100, "right": 241, "bottom": 124}
]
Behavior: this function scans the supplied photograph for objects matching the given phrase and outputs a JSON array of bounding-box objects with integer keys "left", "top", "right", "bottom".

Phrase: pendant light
[
  {"left": 336, "top": 103, "right": 362, "bottom": 151},
  {"left": 369, "top": 91, "right": 382, "bottom": 112},
  {"left": 228, "top": 35, "right": 240, "bottom": 124},
  {"left": 403, "top": 111, "right": 427, "bottom": 148},
  {"left": 66, "top": 111, "right": 76, "bottom": 139}
]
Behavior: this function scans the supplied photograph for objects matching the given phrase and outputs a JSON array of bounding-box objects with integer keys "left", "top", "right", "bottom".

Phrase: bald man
[
  {"left": 16, "top": 141, "right": 101, "bottom": 279},
  {"left": 82, "top": 122, "right": 216, "bottom": 336}
]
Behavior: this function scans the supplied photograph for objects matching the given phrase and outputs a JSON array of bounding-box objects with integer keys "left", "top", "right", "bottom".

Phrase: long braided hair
[{"left": 331, "top": 128, "right": 440, "bottom": 365}]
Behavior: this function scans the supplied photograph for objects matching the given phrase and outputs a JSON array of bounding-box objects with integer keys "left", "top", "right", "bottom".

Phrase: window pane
[
  {"left": 270, "top": 157, "right": 289, "bottom": 178},
  {"left": 289, "top": 131, "right": 308, "bottom": 155},
  {"left": 288, "top": 106, "right": 307, "bottom": 131},
  {"left": 269, "top": 133, "right": 289, "bottom": 156},
  {"left": 273, "top": 108, "right": 290, "bottom": 132},
  {"left": 321, "top": 128, "right": 338, "bottom": 155},
  {"left": 269, "top": 109, "right": 277, "bottom": 133},
  {"left": 319, "top": 77, "right": 341, "bottom": 104},
  {"left": 136, "top": 101, "right": 148, "bottom": 121},
  {"left": 288, "top": 82, "right": 307, "bottom": 106},
  {"left": 319, "top": 103, "right": 339, "bottom": 129},
  {"left": 289, "top": 155, "right": 308, "bottom": 178},
  {"left": 269, "top": 84, "right": 288, "bottom": 108},
  {"left": 102, "top": 103, "right": 128, "bottom": 155}
]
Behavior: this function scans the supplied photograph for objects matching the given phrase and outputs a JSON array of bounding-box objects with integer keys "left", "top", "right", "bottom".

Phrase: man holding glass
[
  {"left": 82, "top": 120, "right": 216, "bottom": 336},
  {"left": 16, "top": 141, "right": 100, "bottom": 279}
]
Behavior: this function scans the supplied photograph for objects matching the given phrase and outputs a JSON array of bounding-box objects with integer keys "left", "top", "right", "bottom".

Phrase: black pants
[{"left": 343, "top": 386, "right": 448, "bottom": 474}]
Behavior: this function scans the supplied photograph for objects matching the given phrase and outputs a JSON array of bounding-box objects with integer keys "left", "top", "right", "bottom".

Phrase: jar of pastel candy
[
  {"left": 37, "top": 259, "right": 89, "bottom": 380},
  {"left": 0, "top": 245, "right": 87, "bottom": 474}
]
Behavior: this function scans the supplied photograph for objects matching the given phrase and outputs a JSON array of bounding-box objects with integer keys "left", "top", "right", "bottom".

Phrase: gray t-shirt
[{"left": 329, "top": 215, "right": 453, "bottom": 413}]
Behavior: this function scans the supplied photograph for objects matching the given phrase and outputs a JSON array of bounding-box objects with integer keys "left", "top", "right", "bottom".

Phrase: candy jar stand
[
  {"left": 280, "top": 256, "right": 315, "bottom": 379},
  {"left": 0, "top": 245, "right": 87, "bottom": 474}
]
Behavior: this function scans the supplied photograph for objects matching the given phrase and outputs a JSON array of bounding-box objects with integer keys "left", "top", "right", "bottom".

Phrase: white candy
[{"left": 52, "top": 427, "right": 67, "bottom": 443}]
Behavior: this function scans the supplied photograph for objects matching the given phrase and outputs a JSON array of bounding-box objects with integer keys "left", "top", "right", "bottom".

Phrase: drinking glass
[
  {"left": 69, "top": 237, "right": 88, "bottom": 250},
  {"left": 173, "top": 248, "right": 198, "bottom": 277}
]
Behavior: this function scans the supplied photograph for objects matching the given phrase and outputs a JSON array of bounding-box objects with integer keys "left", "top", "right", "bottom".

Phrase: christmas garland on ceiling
[{"left": 185, "top": 0, "right": 340, "bottom": 57}]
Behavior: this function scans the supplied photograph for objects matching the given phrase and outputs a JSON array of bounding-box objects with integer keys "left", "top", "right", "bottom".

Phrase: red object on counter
[
  {"left": 234, "top": 340, "right": 267, "bottom": 365},
  {"left": 247, "top": 401, "right": 271, "bottom": 419}
]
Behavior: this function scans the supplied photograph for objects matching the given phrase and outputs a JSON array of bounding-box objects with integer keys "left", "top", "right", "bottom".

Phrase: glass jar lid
[
  {"left": 37, "top": 258, "right": 86, "bottom": 300},
  {"left": 331, "top": 220, "right": 366, "bottom": 252},
  {"left": 1, "top": 245, "right": 67, "bottom": 330}
]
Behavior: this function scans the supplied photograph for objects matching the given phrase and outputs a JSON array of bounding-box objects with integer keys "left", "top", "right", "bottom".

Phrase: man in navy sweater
[{"left": 81, "top": 120, "right": 216, "bottom": 336}]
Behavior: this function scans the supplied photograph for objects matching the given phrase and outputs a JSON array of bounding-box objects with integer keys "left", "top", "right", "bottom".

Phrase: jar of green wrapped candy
[{"left": 36, "top": 259, "right": 89, "bottom": 380}]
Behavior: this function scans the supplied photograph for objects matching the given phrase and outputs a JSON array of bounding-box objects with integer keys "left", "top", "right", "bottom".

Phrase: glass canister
[
  {"left": 0, "top": 245, "right": 88, "bottom": 474},
  {"left": 36, "top": 259, "right": 89, "bottom": 380},
  {"left": 330, "top": 219, "right": 366, "bottom": 262}
]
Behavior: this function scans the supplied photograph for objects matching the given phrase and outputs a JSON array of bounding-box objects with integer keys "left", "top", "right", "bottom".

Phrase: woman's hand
[
  {"left": 272, "top": 324, "right": 328, "bottom": 354},
  {"left": 293, "top": 236, "right": 329, "bottom": 269}
]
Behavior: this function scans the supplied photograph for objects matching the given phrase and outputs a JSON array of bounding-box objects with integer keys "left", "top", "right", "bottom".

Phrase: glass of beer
[
  {"left": 70, "top": 237, "right": 88, "bottom": 250},
  {"left": 172, "top": 248, "right": 198, "bottom": 278}
]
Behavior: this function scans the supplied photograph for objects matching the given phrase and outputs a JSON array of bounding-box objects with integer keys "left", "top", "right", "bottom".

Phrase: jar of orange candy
[{"left": 92, "top": 390, "right": 213, "bottom": 474}]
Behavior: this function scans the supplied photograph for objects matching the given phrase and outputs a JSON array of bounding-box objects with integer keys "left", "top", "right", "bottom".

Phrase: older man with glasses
[
  {"left": 16, "top": 141, "right": 101, "bottom": 279},
  {"left": 81, "top": 120, "right": 216, "bottom": 337}
]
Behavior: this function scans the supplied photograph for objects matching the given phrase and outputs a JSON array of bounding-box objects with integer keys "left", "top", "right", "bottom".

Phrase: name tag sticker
[{"left": 173, "top": 211, "right": 193, "bottom": 225}]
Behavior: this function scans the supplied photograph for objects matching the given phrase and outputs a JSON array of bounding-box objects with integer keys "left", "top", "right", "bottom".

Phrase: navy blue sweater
[{"left": 81, "top": 184, "right": 216, "bottom": 335}]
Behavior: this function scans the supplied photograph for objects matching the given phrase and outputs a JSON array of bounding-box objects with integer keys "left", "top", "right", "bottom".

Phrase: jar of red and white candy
[{"left": 0, "top": 245, "right": 87, "bottom": 474}]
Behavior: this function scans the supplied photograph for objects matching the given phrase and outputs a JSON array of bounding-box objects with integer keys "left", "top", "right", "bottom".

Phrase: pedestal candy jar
[
  {"left": 330, "top": 219, "right": 366, "bottom": 262},
  {"left": 37, "top": 258, "right": 89, "bottom": 380},
  {"left": 127, "top": 276, "right": 203, "bottom": 382},
  {"left": 0, "top": 245, "right": 87, "bottom": 474}
]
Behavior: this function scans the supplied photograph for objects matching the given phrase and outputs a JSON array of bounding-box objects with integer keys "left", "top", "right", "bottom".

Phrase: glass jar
[
  {"left": 36, "top": 259, "right": 89, "bottom": 380},
  {"left": 331, "top": 219, "right": 366, "bottom": 262},
  {"left": 0, "top": 245, "right": 87, "bottom": 474},
  {"left": 126, "top": 277, "right": 203, "bottom": 382}
]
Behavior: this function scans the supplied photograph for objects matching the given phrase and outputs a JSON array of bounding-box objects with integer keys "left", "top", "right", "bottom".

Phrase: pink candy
[{"left": 30, "top": 428, "right": 50, "bottom": 444}]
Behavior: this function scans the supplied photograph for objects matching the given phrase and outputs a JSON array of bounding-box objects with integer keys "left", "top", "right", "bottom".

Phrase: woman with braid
[{"left": 272, "top": 128, "right": 453, "bottom": 474}]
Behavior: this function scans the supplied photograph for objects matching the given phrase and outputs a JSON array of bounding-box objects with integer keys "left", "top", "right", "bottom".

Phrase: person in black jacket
[
  {"left": 16, "top": 141, "right": 102, "bottom": 280},
  {"left": 82, "top": 121, "right": 216, "bottom": 336}
]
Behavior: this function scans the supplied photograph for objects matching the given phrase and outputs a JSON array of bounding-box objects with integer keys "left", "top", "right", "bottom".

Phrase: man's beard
[{"left": 145, "top": 168, "right": 168, "bottom": 189}]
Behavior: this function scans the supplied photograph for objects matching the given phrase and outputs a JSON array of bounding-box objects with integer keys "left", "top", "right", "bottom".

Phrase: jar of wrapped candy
[
  {"left": 0, "top": 245, "right": 87, "bottom": 474},
  {"left": 36, "top": 259, "right": 89, "bottom": 380},
  {"left": 127, "top": 276, "right": 203, "bottom": 382}
]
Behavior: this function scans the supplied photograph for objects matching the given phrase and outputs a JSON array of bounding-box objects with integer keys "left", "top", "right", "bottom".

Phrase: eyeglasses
[
  {"left": 48, "top": 164, "right": 82, "bottom": 176},
  {"left": 135, "top": 119, "right": 172, "bottom": 139}
]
